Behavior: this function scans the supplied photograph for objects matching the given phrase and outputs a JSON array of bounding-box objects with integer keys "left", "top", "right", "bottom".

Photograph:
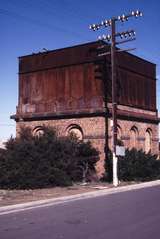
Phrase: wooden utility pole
[
  {"left": 89, "top": 10, "right": 142, "bottom": 186},
  {"left": 111, "top": 18, "right": 118, "bottom": 186}
]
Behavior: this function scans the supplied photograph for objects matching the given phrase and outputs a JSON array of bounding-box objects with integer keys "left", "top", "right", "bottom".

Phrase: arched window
[
  {"left": 117, "top": 125, "right": 122, "bottom": 140},
  {"left": 117, "top": 125, "right": 124, "bottom": 146},
  {"left": 33, "top": 126, "right": 44, "bottom": 137},
  {"left": 110, "top": 124, "right": 123, "bottom": 147},
  {"left": 66, "top": 124, "right": 83, "bottom": 140},
  {"left": 145, "top": 129, "right": 152, "bottom": 153},
  {"left": 130, "top": 126, "right": 138, "bottom": 149}
]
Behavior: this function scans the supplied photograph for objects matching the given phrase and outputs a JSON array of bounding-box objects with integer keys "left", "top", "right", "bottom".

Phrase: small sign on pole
[{"left": 116, "top": 146, "right": 125, "bottom": 156}]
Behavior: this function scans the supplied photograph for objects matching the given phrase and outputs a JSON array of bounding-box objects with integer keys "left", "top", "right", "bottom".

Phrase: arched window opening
[
  {"left": 130, "top": 126, "right": 138, "bottom": 149},
  {"left": 145, "top": 129, "right": 152, "bottom": 153},
  {"left": 117, "top": 125, "right": 122, "bottom": 140},
  {"left": 66, "top": 124, "right": 83, "bottom": 140},
  {"left": 33, "top": 126, "right": 44, "bottom": 137}
]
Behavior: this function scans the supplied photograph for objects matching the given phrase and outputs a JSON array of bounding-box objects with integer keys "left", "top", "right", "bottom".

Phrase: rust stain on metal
[{"left": 15, "top": 41, "right": 157, "bottom": 119}]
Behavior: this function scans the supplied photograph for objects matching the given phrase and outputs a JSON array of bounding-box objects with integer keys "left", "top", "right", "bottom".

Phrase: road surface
[{"left": 0, "top": 185, "right": 160, "bottom": 239}]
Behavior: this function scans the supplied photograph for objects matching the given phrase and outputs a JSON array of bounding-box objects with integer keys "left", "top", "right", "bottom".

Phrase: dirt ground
[
  {"left": 0, "top": 181, "right": 138, "bottom": 207},
  {"left": 0, "top": 182, "right": 114, "bottom": 207}
]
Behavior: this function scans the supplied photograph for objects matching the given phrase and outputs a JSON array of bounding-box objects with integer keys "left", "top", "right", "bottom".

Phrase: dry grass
[{"left": 0, "top": 182, "right": 112, "bottom": 207}]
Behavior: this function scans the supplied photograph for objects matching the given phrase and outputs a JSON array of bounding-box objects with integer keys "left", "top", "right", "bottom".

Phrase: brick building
[{"left": 11, "top": 41, "right": 159, "bottom": 175}]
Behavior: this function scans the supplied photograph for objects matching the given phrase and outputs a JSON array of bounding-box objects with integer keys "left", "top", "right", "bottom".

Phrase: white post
[{"left": 113, "top": 152, "right": 118, "bottom": 187}]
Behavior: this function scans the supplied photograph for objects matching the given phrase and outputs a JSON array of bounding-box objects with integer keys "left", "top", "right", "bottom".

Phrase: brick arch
[
  {"left": 124, "top": 123, "right": 138, "bottom": 136},
  {"left": 130, "top": 125, "right": 139, "bottom": 134},
  {"left": 145, "top": 128, "right": 152, "bottom": 153},
  {"left": 33, "top": 125, "right": 45, "bottom": 137},
  {"left": 65, "top": 124, "right": 84, "bottom": 140},
  {"left": 139, "top": 125, "right": 155, "bottom": 142},
  {"left": 146, "top": 127, "right": 152, "bottom": 135},
  {"left": 129, "top": 125, "right": 139, "bottom": 149},
  {"left": 117, "top": 124, "right": 122, "bottom": 140}
]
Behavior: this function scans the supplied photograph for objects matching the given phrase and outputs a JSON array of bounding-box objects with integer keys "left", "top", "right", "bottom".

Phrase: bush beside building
[
  {"left": 104, "top": 148, "right": 160, "bottom": 182},
  {"left": 0, "top": 126, "right": 99, "bottom": 189}
]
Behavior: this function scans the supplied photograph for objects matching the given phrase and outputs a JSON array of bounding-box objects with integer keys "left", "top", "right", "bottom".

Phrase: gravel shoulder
[
  {"left": 0, "top": 183, "right": 114, "bottom": 207},
  {"left": 0, "top": 180, "right": 159, "bottom": 208}
]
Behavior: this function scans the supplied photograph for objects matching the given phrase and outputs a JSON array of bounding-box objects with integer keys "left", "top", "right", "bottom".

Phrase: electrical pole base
[{"left": 113, "top": 153, "right": 118, "bottom": 187}]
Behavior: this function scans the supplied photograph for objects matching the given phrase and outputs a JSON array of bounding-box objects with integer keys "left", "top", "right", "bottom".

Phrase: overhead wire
[
  {"left": 38, "top": 0, "right": 90, "bottom": 22},
  {"left": 4, "top": 0, "right": 94, "bottom": 42},
  {"left": 0, "top": 7, "right": 86, "bottom": 39},
  {"left": 0, "top": 124, "right": 15, "bottom": 126},
  {"left": 43, "top": 0, "right": 104, "bottom": 21}
]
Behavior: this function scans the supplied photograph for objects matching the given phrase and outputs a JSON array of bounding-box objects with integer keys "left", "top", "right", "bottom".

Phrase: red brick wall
[{"left": 16, "top": 113, "right": 159, "bottom": 176}]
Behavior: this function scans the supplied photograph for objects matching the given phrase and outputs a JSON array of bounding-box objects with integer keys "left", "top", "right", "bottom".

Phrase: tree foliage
[
  {"left": 103, "top": 148, "right": 160, "bottom": 182},
  {"left": 0, "top": 126, "right": 99, "bottom": 189}
]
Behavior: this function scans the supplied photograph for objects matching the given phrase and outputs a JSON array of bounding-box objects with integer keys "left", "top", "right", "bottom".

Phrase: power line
[
  {"left": 0, "top": 124, "right": 15, "bottom": 126},
  {"left": 38, "top": 0, "right": 90, "bottom": 22},
  {"left": 0, "top": 7, "right": 84, "bottom": 39},
  {"left": 5, "top": 0, "right": 94, "bottom": 42}
]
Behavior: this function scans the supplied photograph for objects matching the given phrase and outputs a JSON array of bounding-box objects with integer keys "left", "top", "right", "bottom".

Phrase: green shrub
[
  {"left": 0, "top": 126, "right": 99, "bottom": 189},
  {"left": 103, "top": 148, "right": 160, "bottom": 182}
]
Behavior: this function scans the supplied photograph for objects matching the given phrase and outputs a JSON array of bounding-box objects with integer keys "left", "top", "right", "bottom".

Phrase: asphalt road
[{"left": 0, "top": 185, "right": 160, "bottom": 239}]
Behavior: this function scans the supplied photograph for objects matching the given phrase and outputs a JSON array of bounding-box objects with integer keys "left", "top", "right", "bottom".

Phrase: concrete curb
[{"left": 0, "top": 180, "right": 160, "bottom": 215}]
